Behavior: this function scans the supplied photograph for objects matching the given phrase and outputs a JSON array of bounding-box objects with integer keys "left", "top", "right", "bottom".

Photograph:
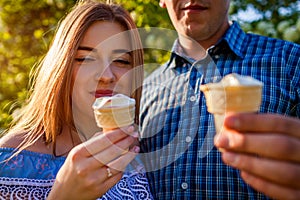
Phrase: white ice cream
[
  {"left": 93, "top": 94, "right": 135, "bottom": 110},
  {"left": 220, "top": 73, "right": 263, "bottom": 87}
]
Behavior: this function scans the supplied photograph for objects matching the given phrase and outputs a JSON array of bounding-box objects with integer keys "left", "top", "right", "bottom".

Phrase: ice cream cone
[
  {"left": 200, "top": 73, "right": 263, "bottom": 134},
  {"left": 92, "top": 94, "right": 135, "bottom": 132}
]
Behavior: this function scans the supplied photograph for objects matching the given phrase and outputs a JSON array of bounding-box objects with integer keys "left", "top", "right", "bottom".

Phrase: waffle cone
[
  {"left": 94, "top": 105, "right": 135, "bottom": 130},
  {"left": 200, "top": 84, "right": 262, "bottom": 133}
]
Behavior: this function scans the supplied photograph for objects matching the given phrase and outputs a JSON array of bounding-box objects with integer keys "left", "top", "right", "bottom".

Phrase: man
[{"left": 140, "top": 0, "right": 300, "bottom": 199}]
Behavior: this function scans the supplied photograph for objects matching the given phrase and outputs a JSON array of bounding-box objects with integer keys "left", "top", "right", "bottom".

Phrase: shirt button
[
  {"left": 185, "top": 136, "right": 192, "bottom": 143},
  {"left": 181, "top": 182, "right": 188, "bottom": 190},
  {"left": 189, "top": 96, "right": 196, "bottom": 102},
  {"left": 214, "top": 55, "right": 220, "bottom": 59}
]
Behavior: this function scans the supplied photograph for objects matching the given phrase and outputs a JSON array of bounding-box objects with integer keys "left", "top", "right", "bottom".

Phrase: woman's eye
[
  {"left": 113, "top": 59, "right": 131, "bottom": 65},
  {"left": 112, "top": 57, "right": 132, "bottom": 68},
  {"left": 75, "top": 57, "right": 95, "bottom": 63}
]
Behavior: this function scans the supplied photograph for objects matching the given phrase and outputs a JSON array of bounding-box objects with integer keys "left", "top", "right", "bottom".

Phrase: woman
[{"left": 0, "top": 1, "right": 152, "bottom": 199}]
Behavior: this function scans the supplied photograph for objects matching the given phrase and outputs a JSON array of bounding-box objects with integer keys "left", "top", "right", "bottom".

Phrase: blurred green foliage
[
  {"left": 0, "top": 0, "right": 299, "bottom": 133},
  {"left": 231, "top": 0, "right": 300, "bottom": 42},
  {"left": 0, "top": 0, "right": 77, "bottom": 132}
]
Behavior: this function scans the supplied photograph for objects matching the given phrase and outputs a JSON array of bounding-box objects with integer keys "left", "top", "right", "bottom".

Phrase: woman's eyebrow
[
  {"left": 112, "top": 49, "right": 131, "bottom": 54},
  {"left": 78, "top": 46, "right": 97, "bottom": 52}
]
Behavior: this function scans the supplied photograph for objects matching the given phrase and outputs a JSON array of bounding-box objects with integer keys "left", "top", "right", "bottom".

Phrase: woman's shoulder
[
  {"left": 0, "top": 132, "right": 54, "bottom": 154},
  {"left": 0, "top": 132, "right": 23, "bottom": 148}
]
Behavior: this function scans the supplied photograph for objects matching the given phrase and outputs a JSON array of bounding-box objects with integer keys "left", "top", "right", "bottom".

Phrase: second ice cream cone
[{"left": 200, "top": 73, "right": 263, "bottom": 134}]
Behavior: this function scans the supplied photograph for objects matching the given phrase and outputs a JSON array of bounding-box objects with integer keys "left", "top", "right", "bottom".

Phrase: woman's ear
[{"left": 159, "top": 0, "right": 166, "bottom": 8}]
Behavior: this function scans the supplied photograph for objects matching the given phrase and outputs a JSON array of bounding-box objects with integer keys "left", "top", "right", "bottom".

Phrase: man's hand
[{"left": 215, "top": 113, "right": 300, "bottom": 200}]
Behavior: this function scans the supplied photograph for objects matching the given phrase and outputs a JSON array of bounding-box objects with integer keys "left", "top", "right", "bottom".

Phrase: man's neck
[
  {"left": 178, "top": 35, "right": 207, "bottom": 60},
  {"left": 178, "top": 21, "right": 231, "bottom": 60}
]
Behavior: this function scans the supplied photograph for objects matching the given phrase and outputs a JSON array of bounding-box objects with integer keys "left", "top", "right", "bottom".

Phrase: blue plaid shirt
[{"left": 139, "top": 21, "right": 300, "bottom": 199}]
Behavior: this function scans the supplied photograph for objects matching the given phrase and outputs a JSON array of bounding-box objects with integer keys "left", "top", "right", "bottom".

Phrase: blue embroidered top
[
  {"left": 0, "top": 147, "right": 153, "bottom": 199},
  {"left": 140, "top": 21, "right": 300, "bottom": 199}
]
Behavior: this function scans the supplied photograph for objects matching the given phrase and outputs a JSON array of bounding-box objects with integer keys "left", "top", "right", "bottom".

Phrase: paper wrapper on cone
[
  {"left": 200, "top": 73, "right": 263, "bottom": 134},
  {"left": 92, "top": 94, "right": 135, "bottom": 132}
]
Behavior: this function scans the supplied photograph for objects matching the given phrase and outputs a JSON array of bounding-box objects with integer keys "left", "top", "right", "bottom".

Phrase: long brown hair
[{"left": 5, "top": 0, "right": 144, "bottom": 155}]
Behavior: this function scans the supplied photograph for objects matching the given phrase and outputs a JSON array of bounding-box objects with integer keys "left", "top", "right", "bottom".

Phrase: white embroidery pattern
[
  {"left": 100, "top": 171, "right": 153, "bottom": 200},
  {"left": 0, "top": 177, "right": 53, "bottom": 200},
  {"left": 0, "top": 171, "right": 153, "bottom": 200}
]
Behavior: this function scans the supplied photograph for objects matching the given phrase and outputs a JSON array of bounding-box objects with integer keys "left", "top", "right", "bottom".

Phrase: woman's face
[{"left": 72, "top": 21, "right": 133, "bottom": 129}]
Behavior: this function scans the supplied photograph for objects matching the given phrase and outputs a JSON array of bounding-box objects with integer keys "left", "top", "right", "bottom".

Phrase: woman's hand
[
  {"left": 215, "top": 113, "right": 300, "bottom": 200},
  {"left": 47, "top": 126, "right": 139, "bottom": 200}
]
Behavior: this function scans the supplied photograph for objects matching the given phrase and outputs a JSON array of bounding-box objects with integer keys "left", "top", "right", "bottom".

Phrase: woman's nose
[{"left": 95, "top": 65, "right": 115, "bottom": 83}]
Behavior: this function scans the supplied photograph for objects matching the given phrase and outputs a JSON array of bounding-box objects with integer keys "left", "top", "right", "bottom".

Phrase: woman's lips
[{"left": 94, "top": 90, "right": 113, "bottom": 98}]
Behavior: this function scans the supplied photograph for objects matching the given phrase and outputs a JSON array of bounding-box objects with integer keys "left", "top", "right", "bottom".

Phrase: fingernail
[
  {"left": 133, "top": 146, "right": 140, "bottom": 153},
  {"left": 131, "top": 131, "right": 139, "bottom": 138},
  {"left": 127, "top": 125, "right": 134, "bottom": 132}
]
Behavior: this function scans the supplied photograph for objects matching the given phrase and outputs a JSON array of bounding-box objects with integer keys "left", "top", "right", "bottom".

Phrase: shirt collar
[
  {"left": 220, "top": 21, "right": 247, "bottom": 58},
  {"left": 164, "top": 39, "right": 195, "bottom": 72},
  {"left": 165, "top": 21, "right": 247, "bottom": 72}
]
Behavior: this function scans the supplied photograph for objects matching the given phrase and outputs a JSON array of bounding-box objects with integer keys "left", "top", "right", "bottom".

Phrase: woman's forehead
[{"left": 80, "top": 21, "right": 131, "bottom": 52}]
